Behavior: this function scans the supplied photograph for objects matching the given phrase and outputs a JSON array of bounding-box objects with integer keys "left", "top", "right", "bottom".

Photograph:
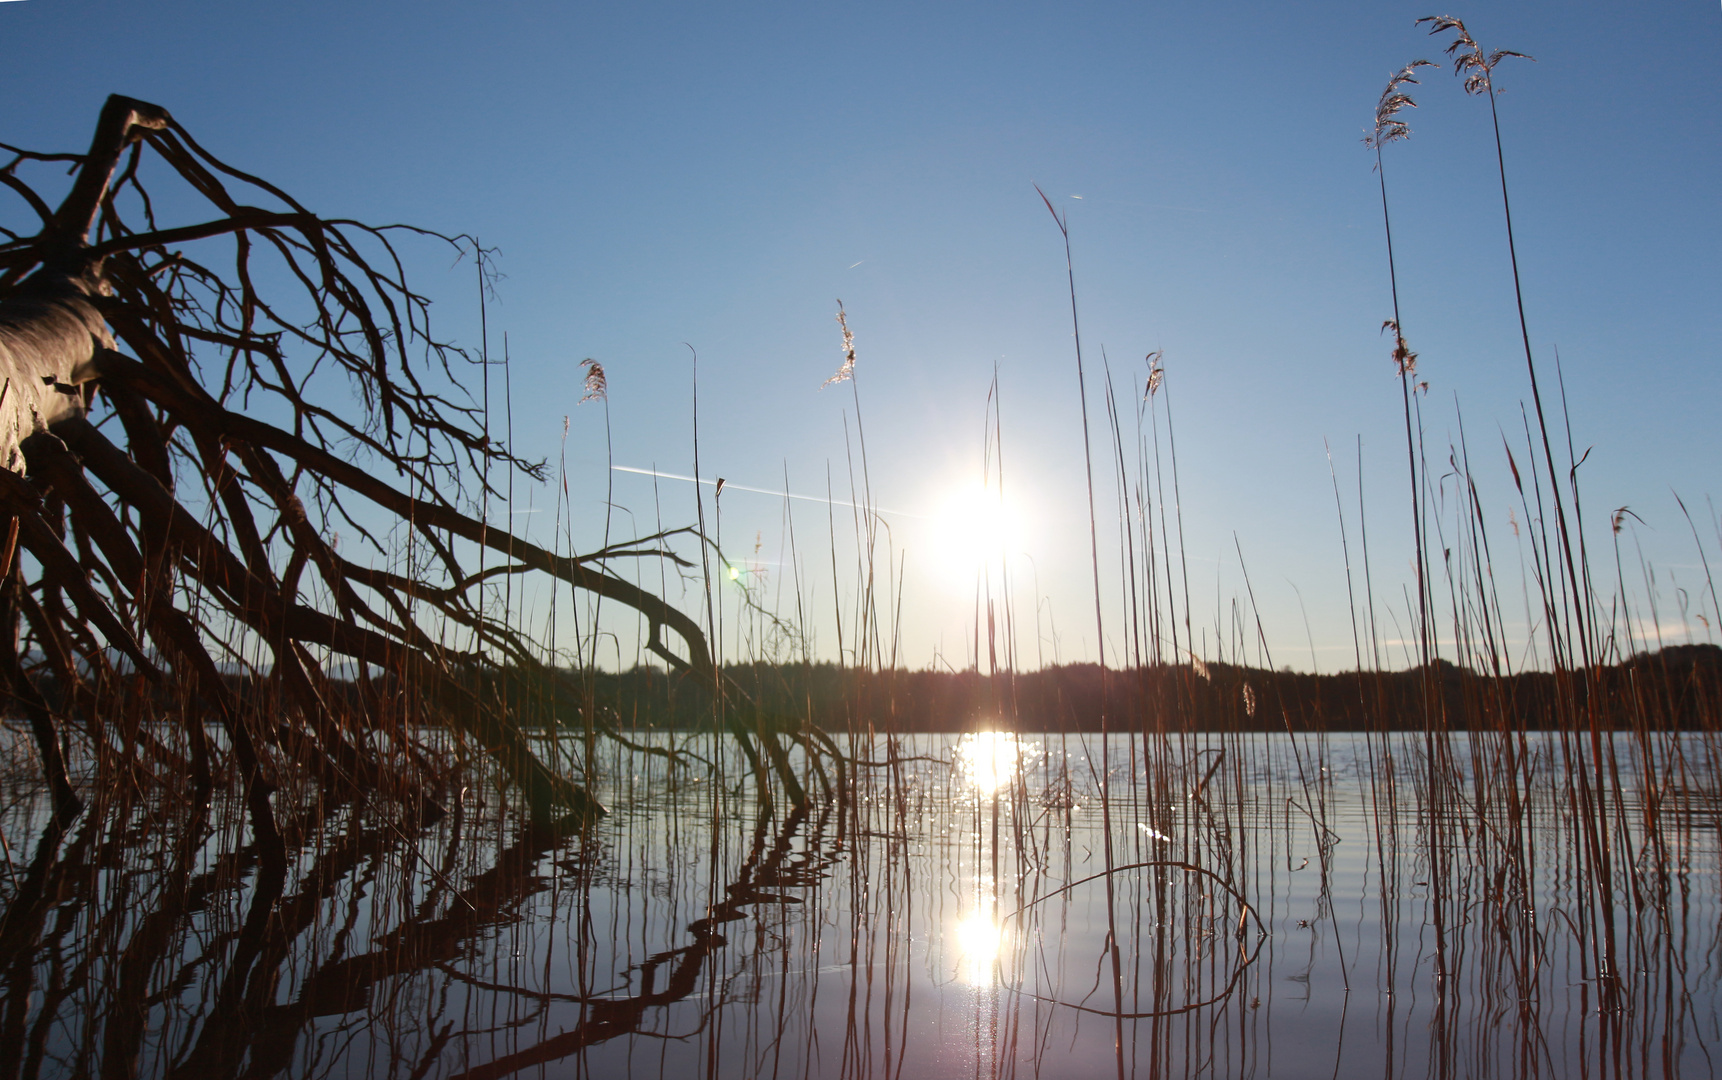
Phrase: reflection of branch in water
[
  {"left": 8, "top": 807, "right": 210, "bottom": 1079},
  {"left": 1003, "top": 860, "right": 1266, "bottom": 1020},
  {"left": 444, "top": 802, "right": 831, "bottom": 1080},
  {"left": 101, "top": 799, "right": 211, "bottom": 1080},
  {"left": 0, "top": 761, "right": 835, "bottom": 1080},
  {"left": 0, "top": 815, "right": 81, "bottom": 1080},
  {"left": 164, "top": 811, "right": 390, "bottom": 1080},
  {"left": 164, "top": 805, "right": 598, "bottom": 1080},
  {"left": 3, "top": 792, "right": 289, "bottom": 1080}
]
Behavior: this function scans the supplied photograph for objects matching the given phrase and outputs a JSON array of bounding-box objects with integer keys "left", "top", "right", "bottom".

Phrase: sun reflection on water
[
  {"left": 957, "top": 731, "right": 1026, "bottom": 794},
  {"left": 953, "top": 910, "right": 1005, "bottom": 986}
]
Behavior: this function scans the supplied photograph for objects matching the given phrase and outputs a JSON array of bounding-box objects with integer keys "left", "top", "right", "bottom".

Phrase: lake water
[{"left": 0, "top": 730, "right": 1717, "bottom": 1078}]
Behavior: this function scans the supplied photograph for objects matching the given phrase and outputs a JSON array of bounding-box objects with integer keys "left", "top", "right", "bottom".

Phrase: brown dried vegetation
[{"left": 0, "top": 96, "right": 818, "bottom": 858}]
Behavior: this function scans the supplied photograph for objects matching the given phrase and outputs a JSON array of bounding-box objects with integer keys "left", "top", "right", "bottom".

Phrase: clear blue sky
[{"left": 4, "top": 0, "right": 1718, "bottom": 672}]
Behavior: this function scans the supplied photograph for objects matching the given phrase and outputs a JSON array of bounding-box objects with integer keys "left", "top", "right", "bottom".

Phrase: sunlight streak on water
[
  {"left": 954, "top": 909, "right": 1005, "bottom": 986},
  {"left": 956, "top": 731, "right": 1026, "bottom": 794}
]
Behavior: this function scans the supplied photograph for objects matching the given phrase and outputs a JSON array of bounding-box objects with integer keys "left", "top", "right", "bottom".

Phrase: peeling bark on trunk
[{"left": 0, "top": 271, "right": 106, "bottom": 469}]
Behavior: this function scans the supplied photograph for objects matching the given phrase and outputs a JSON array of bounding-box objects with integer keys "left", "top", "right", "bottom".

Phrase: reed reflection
[
  {"left": 0, "top": 749, "right": 843, "bottom": 1080},
  {"left": 0, "top": 731, "right": 1715, "bottom": 1078}
]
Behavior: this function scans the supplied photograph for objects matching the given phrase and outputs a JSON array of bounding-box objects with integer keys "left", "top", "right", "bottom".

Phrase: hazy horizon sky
[{"left": 4, "top": 1, "right": 1719, "bottom": 672}]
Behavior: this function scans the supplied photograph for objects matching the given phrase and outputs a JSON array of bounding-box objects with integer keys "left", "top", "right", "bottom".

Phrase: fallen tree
[{"left": 0, "top": 95, "right": 814, "bottom": 852}]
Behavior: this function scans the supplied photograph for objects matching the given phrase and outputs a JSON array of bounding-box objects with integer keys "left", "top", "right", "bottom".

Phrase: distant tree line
[{"left": 580, "top": 644, "right": 1722, "bottom": 735}]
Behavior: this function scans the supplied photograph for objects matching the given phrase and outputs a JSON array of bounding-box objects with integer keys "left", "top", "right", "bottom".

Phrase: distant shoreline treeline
[
  {"left": 9, "top": 646, "right": 1714, "bottom": 740},
  {"left": 591, "top": 644, "right": 1722, "bottom": 734}
]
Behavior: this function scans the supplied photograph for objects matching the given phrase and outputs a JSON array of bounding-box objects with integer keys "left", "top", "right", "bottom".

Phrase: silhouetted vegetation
[{"left": 527, "top": 644, "right": 1722, "bottom": 734}]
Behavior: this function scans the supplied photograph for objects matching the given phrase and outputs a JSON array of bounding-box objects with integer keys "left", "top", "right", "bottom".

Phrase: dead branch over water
[{"left": 0, "top": 96, "right": 823, "bottom": 851}]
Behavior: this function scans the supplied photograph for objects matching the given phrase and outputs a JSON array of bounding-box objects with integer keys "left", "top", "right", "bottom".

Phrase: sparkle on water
[
  {"left": 953, "top": 909, "right": 1006, "bottom": 987},
  {"left": 955, "top": 730, "right": 1028, "bottom": 794}
]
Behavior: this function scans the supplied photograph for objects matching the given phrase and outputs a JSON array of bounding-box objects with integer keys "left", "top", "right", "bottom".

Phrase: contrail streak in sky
[{"left": 612, "top": 466, "right": 925, "bottom": 519}]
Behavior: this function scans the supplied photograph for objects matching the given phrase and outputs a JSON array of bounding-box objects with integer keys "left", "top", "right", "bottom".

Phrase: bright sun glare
[
  {"left": 953, "top": 911, "right": 1004, "bottom": 987},
  {"left": 957, "top": 732, "right": 1023, "bottom": 795},
  {"left": 927, "top": 482, "right": 1021, "bottom": 586}
]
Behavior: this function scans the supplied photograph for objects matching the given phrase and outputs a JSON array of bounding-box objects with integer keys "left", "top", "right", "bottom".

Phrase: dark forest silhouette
[{"left": 581, "top": 644, "right": 1722, "bottom": 734}]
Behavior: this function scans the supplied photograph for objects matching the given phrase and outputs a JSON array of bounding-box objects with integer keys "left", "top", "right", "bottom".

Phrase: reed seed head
[
  {"left": 1188, "top": 650, "right": 1211, "bottom": 681},
  {"left": 1144, "top": 350, "right": 1165, "bottom": 399},
  {"left": 823, "top": 301, "right": 857, "bottom": 388},
  {"left": 1365, "top": 60, "right": 1437, "bottom": 150},
  {"left": 579, "top": 357, "right": 607, "bottom": 403},
  {"left": 1381, "top": 319, "right": 1419, "bottom": 377},
  {"left": 1417, "top": 16, "right": 1533, "bottom": 96}
]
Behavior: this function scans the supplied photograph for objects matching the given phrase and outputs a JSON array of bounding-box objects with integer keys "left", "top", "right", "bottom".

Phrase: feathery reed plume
[
  {"left": 1416, "top": 16, "right": 1533, "bottom": 97},
  {"left": 1366, "top": 61, "right": 1438, "bottom": 674},
  {"left": 1381, "top": 319, "right": 1419, "bottom": 377},
  {"left": 824, "top": 301, "right": 857, "bottom": 387},
  {"left": 580, "top": 357, "right": 608, "bottom": 403},
  {"left": 1418, "top": 15, "right": 1582, "bottom": 668},
  {"left": 1418, "top": 17, "right": 1635, "bottom": 1006},
  {"left": 1364, "top": 59, "right": 1436, "bottom": 150},
  {"left": 1143, "top": 350, "right": 1165, "bottom": 399}
]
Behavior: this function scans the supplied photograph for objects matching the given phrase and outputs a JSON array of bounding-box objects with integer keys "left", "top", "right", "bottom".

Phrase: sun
[{"left": 926, "top": 480, "right": 1022, "bottom": 586}]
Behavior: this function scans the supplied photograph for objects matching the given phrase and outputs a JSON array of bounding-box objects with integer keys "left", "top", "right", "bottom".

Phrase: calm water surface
[{"left": 1, "top": 731, "right": 1717, "bottom": 1078}]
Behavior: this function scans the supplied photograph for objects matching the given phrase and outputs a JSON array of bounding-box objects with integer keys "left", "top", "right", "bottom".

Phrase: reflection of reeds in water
[
  {"left": 2, "top": 722, "right": 1717, "bottom": 1077},
  {"left": 0, "top": 744, "right": 833, "bottom": 1078}
]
